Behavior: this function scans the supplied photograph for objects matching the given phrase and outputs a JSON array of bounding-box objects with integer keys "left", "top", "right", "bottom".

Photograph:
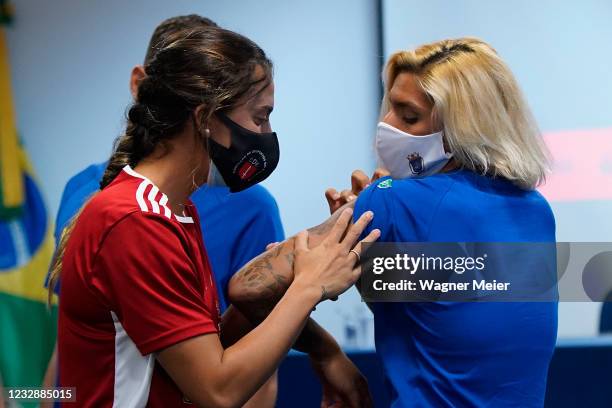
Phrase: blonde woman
[{"left": 229, "top": 38, "right": 557, "bottom": 407}]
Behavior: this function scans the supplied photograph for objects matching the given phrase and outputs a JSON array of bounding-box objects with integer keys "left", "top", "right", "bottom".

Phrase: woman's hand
[
  {"left": 325, "top": 168, "right": 390, "bottom": 214},
  {"left": 293, "top": 208, "right": 380, "bottom": 302}
]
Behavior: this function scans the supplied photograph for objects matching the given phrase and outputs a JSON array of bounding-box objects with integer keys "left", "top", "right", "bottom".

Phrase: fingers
[
  {"left": 358, "top": 228, "right": 381, "bottom": 246},
  {"left": 372, "top": 167, "right": 390, "bottom": 181},
  {"left": 265, "top": 242, "right": 279, "bottom": 251},
  {"left": 341, "top": 211, "right": 374, "bottom": 251},
  {"left": 351, "top": 170, "right": 370, "bottom": 195},
  {"left": 354, "top": 229, "right": 381, "bottom": 267},
  {"left": 339, "top": 189, "right": 356, "bottom": 204},
  {"left": 326, "top": 168, "right": 379, "bottom": 216},
  {"left": 295, "top": 230, "right": 309, "bottom": 253},
  {"left": 348, "top": 229, "right": 382, "bottom": 257},
  {"left": 325, "top": 188, "right": 340, "bottom": 202},
  {"left": 325, "top": 188, "right": 354, "bottom": 214},
  {"left": 325, "top": 188, "right": 341, "bottom": 213},
  {"left": 349, "top": 229, "right": 381, "bottom": 281},
  {"left": 326, "top": 207, "right": 354, "bottom": 243}
]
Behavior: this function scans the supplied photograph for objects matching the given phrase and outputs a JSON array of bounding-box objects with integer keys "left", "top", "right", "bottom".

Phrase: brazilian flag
[{"left": 0, "top": 1, "right": 58, "bottom": 405}]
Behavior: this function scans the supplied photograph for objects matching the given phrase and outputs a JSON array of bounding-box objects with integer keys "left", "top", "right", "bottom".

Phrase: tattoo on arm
[
  {"left": 229, "top": 201, "right": 356, "bottom": 328},
  {"left": 228, "top": 202, "right": 358, "bottom": 356}
]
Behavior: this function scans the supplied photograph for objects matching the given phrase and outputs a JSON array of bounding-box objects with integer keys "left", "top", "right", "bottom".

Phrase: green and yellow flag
[{"left": 0, "top": 1, "right": 58, "bottom": 403}]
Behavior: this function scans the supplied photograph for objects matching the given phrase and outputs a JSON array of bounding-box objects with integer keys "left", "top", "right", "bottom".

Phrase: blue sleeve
[
  {"left": 47, "top": 163, "right": 106, "bottom": 293},
  {"left": 53, "top": 163, "right": 107, "bottom": 242},
  {"left": 353, "top": 177, "right": 395, "bottom": 242},
  {"left": 53, "top": 177, "right": 84, "bottom": 243},
  {"left": 353, "top": 175, "right": 451, "bottom": 243},
  {"left": 230, "top": 187, "right": 285, "bottom": 274}
]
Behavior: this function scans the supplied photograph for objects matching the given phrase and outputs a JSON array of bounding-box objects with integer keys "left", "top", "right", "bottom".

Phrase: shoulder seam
[
  {"left": 90, "top": 210, "right": 191, "bottom": 279},
  {"left": 133, "top": 179, "right": 174, "bottom": 220},
  {"left": 424, "top": 178, "right": 458, "bottom": 240},
  {"left": 92, "top": 210, "right": 145, "bottom": 266},
  {"left": 130, "top": 177, "right": 193, "bottom": 223}
]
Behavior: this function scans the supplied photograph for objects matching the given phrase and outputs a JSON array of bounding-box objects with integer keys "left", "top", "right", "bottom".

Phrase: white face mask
[{"left": 375, "top": 122, "right": 453, "bottom": 179}]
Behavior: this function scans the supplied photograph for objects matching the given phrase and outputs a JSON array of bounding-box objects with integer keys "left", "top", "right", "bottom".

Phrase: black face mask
[{"left": 207, "top": 112, "right": 280, "bottom": 193}]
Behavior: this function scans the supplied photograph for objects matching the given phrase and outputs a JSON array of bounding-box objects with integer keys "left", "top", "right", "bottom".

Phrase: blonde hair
[{"left": 382, "top": 37, "right": 550, "bottom": 189}]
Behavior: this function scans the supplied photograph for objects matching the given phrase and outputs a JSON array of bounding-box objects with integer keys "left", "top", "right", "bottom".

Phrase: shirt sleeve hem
[{"left": 138, "top": 321, "right": 218, "bottom": 355}]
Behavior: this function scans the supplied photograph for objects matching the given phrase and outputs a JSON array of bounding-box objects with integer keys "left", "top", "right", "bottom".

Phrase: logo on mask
[
  {"left": 209, "top": 112, "right": 279, "bottom": 192},
  {"left": 407, "top": 153, "right": 425, "bottom": 174},
  {"left": 234, "top": 150, "right": 266, "bottom": 181}
]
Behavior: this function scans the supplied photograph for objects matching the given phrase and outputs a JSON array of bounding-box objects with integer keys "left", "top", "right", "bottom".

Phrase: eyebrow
[{"left": 388, "top": 92, "right": 426, "bottom": 113}]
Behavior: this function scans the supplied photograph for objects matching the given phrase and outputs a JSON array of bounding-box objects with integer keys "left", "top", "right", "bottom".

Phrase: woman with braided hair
[{"left": 49, "top": 26, "right": 378, "bottom": 408}]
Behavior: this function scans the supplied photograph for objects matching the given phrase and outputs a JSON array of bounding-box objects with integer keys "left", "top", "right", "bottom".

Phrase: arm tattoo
[
  {"left": 234, "top": 244, "right": 288, "bottom": 294},
  {"left": 229, "top": 201, "right": 356, "bottom": 323}
]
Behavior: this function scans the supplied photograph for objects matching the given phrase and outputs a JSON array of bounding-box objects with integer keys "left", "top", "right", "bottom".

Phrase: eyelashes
[{"left": 253, "top": 117, "right": 269, "bottom": 126}]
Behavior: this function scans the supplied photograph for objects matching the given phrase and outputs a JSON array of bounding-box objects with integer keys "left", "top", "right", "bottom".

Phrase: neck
[{"left": 133, "top": 130, "right": 208, "bottom": 214}]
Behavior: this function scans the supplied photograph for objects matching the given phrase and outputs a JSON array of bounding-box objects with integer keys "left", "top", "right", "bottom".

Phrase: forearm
[
  {"left": 228, "top": 244, "right": 330, "bottom": 357},
  {"left": 293, "top": 318, "right": 340, "bottom": 358},
  {"left": 159, "top": 281, "right": 320, "bottom": 408},
  {"left": 242, "top": 371, "right": 278, "bottom": 408},
  {"left": 218, "top": 307, "right": 278, "bottom": 407},
  {"left": 228, "top": 203, "right": 354, "bottom": 355},
  {"left": 219, "top": 306, "right": 255, "bottom": 348},
  {"left": 228, "top": 201, "right": 354, "bottom": 317},
  {"left": 218, "top": 282, "right": 320, "bottom": 406}
]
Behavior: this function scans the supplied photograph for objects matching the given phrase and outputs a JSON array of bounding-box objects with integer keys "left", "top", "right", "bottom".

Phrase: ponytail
[
  {"left": 100, "top": 129, "right": 137, "bottom": 190},
  {"left": 48, "top": 128, "right": 139, "bottom": 304},
  {"left": 47, "top": 194, "right": 96, "bottom": 305}
]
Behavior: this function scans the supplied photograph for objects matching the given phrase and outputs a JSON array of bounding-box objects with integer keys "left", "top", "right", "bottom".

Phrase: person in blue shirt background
[{"left": 43, "top": 15, "right": 284, "bottom": 408}]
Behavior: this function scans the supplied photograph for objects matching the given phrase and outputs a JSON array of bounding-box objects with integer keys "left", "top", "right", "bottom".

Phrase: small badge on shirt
[{"left": 377, "top": 179, "right": 393, "bottom": 189}]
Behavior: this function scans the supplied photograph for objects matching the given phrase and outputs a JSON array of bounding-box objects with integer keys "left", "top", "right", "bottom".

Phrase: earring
[{"left": 204, "top": 128, "right": 211, "bottom": 138}]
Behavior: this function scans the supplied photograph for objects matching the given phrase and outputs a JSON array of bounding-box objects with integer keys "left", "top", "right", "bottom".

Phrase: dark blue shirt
[
  {"left": 354, "top": 170, "right": 558, "bottom": 408},
  {"left": 48, "top": 162, "right": 284, "bottom": 311}
]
